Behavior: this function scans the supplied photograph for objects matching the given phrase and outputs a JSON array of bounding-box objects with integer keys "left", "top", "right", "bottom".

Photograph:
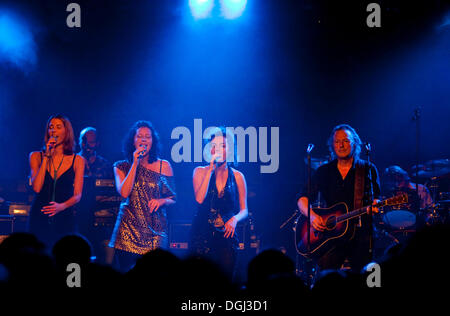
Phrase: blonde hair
[{"left": 327, "top": 124, "right": 362, "bottom": 160}]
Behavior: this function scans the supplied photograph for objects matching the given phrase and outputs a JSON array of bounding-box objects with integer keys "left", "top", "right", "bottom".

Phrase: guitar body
[
  {"left": 295, "top": 194, "right": 408, "bottom": 259},
  {"left": 295, "top": 202, "right": 354, "bottom": 259}
]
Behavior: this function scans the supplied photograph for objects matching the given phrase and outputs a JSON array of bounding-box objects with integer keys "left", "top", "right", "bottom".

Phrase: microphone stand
[
  {"left": 365, "top": 142, "right": 374, "bottom": 260},
  {"left": 412, "top": 107, "right": 422, "bottom": 212},
  {"left": 305, "top": 143, "right": 315, "bottom": 287},
  {"left": 306, "top": 144, "right": 314, "bottom": 255},
  {"left": 279, "top": 210, "right": 298, "bottom": 229}
]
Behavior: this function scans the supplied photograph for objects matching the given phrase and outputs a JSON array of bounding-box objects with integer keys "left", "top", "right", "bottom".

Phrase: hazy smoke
[{"left": 0, "top": 10, "right": 37, "bottom": 72}]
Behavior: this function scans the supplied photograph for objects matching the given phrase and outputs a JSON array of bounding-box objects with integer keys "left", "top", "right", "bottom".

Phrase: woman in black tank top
[
  {"left": 28, "top": 115, "right": 85, "bottom": 249},
  {"left": 192, "top": 127, "right": 248, "bottom": 280}
]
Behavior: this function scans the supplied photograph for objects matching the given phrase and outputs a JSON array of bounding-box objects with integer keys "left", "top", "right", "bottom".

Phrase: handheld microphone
[
  {"left": 139, "top": 145, "right": 147, "bottom": 159},
  {"left": 48, "top": 136, "right": 58, "bottom": 149},
  {"left": 307, "top": 144, "right": 314, "bottom": 154}
]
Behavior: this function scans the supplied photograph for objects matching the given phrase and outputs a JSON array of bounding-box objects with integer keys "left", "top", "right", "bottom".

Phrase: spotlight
[
  {"left": 220, "top": 0, "right": 247, "bottom": 19},
  {"left": 0, "top": 10, "right": 36, "bottom": 69},
  {"left": 189, "top": 0, "right": 214, "bottom": 19}
]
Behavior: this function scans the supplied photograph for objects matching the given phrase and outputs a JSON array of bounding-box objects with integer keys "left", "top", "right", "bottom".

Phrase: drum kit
[{"left": 376, "top": 159, "right": 450, "bottom": 257}]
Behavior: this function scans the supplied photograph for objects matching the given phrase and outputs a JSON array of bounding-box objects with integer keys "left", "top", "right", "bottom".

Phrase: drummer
[{"left": 383, "top": 165, "right": 433, "bottom": 210}]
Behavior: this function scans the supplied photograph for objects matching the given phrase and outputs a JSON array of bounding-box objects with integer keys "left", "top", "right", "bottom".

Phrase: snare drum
[
  {"left": 380, "top": 189, "right": 419, "bottom": 230},
  {"left": 382, "top": 209, "right": 416, "bottom": 230}
]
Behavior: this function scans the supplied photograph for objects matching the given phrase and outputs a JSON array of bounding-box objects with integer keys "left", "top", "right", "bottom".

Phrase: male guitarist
[{"left": 297, "top": 124, "right": 381, "bottom": 273}]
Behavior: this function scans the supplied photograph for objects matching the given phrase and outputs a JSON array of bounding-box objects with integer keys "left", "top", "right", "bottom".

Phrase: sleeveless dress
[
  {"left": 109, "top": 160, "right": 176, "bottom": 255},
  {"left": 28, "top": 153, "right": 77, "bottom": 248},
  {"left": 190, "top": 167, "right": 240, "bottom": 277}
]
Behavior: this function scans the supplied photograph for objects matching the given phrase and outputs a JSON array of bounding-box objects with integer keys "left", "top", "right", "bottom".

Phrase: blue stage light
[
  {"left": 220, "top": 0, "right": 247, "bottom": 19},
  {"left": 0, "top": 10, "right": 36, "bottom": 69},
  {"left": 189, "top": 0, "right": 214, "bottom": 19}
]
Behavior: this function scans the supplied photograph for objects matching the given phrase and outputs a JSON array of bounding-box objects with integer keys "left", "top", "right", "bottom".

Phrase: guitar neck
[{"left": 336, "top": 205, "right": 372, "bottom": 223}]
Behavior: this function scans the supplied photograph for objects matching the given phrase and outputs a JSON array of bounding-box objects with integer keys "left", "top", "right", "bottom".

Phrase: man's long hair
[{"left": 327, "top": 124, "right": 362, "bottom": 160}]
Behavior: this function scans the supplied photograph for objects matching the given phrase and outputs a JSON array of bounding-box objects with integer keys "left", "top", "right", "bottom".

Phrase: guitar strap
[{"left": 350, "top": 159, "right": 366, "bottom": 239}]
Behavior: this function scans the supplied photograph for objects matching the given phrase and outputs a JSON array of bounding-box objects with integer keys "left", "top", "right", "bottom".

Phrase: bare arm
[
  {"left": 114, "top": 161, "right": 138, "bottom": 199},
  {"left": 233, "top": 169, "right": 248, "bottom": 222},
  {"left": 223, "top": 169, "right": 248, "bottom": 238},
  {"left": 29, "top": 151, "right": 48, "bottom": 193},
  {"left": 30, "top": 136, "right": 58, "bottom": 193},
  {"left": 193, "top": 166, "right": 215, "bottom": 204},
  {"left": 297, "top": 196, "right": 326, "bottom": 231},
  {"left": 114, "top": 146, "right": 147, "bottom": 198},
  {"left": 297, "top": 197, "right": 310, "bottom": 217}
]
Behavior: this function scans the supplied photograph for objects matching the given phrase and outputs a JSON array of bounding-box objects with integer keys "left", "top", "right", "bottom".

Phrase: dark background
[{"left": 1, "top": 0, "right": 450, "bottom": 259}]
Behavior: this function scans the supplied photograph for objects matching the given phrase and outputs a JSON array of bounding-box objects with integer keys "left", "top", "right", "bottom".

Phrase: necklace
[{"left": 50, "top": 155, "right": 65, "bottom": 202}]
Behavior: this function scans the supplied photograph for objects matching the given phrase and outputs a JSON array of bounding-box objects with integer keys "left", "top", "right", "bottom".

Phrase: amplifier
[
  {"left": 169, "top": 222, "right": 191, "bottom": 258},
  {"left": 170, "top": 242, "right": 189, "bottom": 249},
  {"left": 95, "top": 195, "right": 122, "bottom": 203},
  {"left": 169, "top": 222, "right": 191, "bottom": 245},
  {"left": 9, "top": 203, "right": 30, "bottom": 216},
  {"left": 95, "top": 179, "right": 115, "bottom": 188},
  {"left": 168, "top": 222, "right": 251, "bottom": 250},
  {"left": 0, "top": 215, "right": 14, "bottom": 234}
]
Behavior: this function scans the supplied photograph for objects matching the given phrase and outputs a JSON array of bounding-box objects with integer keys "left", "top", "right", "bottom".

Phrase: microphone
[
  {"left": 139, "top": 145, "right": 147, "bottom": 159},
  {"left": 48, "top": 136, "right": 58, "bottom": 149},
  {"left": 412, "top": 106, "right": 422, "bottom": 121},
  {"left": 364, "top": 142, "right": 372, "bottom": 152},
  {"left": 211, "top": 155, "right": 225, "bottom": 170},
  {"left": 307, "top": 144, "right": 314, "bottom": 154}
]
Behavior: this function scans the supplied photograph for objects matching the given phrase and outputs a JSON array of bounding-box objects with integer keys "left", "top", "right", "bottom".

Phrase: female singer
[
  {"left": 191, "top": 127, "right": 248, "bottom": 279},
  {"left": 109, "top": 121, "right": 176, "bottom": 272},
  {"left": 28, "top": 114, "right": 85, "bottom": 248}
]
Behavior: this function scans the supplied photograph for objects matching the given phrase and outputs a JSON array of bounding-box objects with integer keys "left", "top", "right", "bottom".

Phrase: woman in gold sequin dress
[{"left": 109, "top": 121, "right": 176, "bottom": 272}]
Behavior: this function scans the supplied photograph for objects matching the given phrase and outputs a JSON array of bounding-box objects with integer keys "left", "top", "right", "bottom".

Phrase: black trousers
[
  {"left": 190, "top": 228, "right": 239, "bottom": 281},
  {"left": 317, "top": 227, "right": 372, "bottom": 273}
]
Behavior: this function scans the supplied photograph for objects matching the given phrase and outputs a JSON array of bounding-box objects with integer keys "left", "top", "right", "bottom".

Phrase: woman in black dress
[
  {"left": 191, "top": 127, "right": 248, "bottom": 279},
  {"left": 28, "top": 114, "right": 85, "bottom": 248}
]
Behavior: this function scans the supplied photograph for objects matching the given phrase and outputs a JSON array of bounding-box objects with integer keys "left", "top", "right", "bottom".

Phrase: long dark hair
[
  {"left": 43, "top": 114, "right": 75, "bottom": 155},
  {"left": 123, "top": 120, "right": 160, "bottom": 163}
]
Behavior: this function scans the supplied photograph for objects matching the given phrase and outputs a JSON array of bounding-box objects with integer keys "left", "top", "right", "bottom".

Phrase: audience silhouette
[{"left": 0, "top": 223, "right": 448, "bottom": 308}]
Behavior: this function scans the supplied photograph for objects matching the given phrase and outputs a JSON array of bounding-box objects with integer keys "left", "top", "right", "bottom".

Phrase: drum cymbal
[
  {"left": 425, "top": 159, "right": 450, "bottom": 169},
  {"left": 417, "top": 169, "right": 450, "bottom": 178},
  {"left": 411, "top": 164, "right": 425, "bottom": 172},
  {"left": 412, "top": 159, "right": 450, "bottom": 178}
]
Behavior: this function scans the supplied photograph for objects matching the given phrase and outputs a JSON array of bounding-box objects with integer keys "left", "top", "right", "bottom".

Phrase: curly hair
[
  {"left": 123, "top": 120, "right": 160, "bottom": 163},
  {"left": 43, "top": 114, "right": 75, "bottom": 155},
  {"left": 327, "top": 124, "right": 362, "bottom": 160}
]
